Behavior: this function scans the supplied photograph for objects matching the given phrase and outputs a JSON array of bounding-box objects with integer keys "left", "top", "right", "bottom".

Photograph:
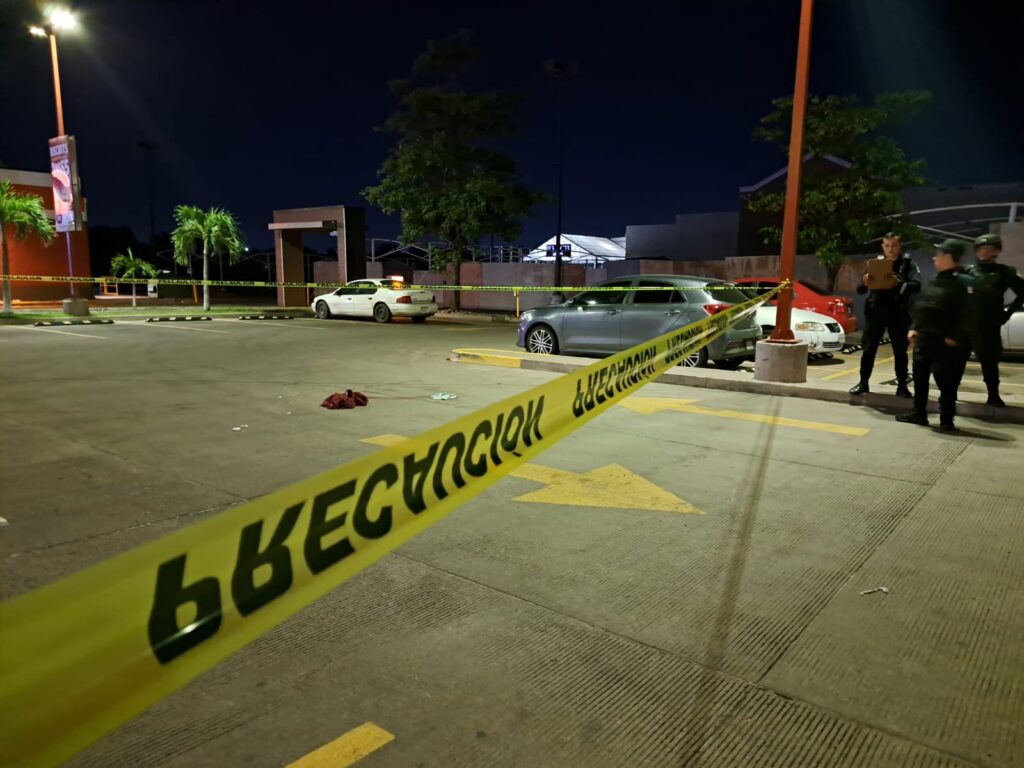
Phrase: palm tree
[
  {"left": 1, "top": 179, "right": 57, "bottom": 315},
  {"left": 170, "top": 205, "right": 245, "bottom": 311},
  {"left": 110, "top": 248, "right": 158, "bottom": 307}
]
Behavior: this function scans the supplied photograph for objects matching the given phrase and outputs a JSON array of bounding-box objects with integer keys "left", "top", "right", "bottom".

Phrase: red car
[{"left": 733, "top": 277, "right": 857, "bottom": 334}]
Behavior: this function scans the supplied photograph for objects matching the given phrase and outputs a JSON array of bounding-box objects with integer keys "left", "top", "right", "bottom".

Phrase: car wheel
[
  {"left": 315, "top": 300, "right": 331, "bottom": 320},
  {"left": 373, "top": 303, "right": 392, "bottom": 323},
  {"left": 714, "top": 357, "right": 744, "bottom": 370},
  {"left": 525, "top": 324, "right": 558, "bottom": 355},
  {"left": 411, "top": 315, "right": 427, "bottom": 324},
  {"left": 680, "top": 347, "right": 709, "bottom": 368}
]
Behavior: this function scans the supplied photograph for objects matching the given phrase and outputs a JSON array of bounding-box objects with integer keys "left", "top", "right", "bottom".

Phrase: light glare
[
  {"left": 47, "top": 8, "right": 78, "bottom": 30},
  {"left": 29, "top": 25, "right": 48, "bottom": 37}
]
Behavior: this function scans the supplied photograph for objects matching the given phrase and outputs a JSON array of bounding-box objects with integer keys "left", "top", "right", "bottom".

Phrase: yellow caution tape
[
  {"left": 2, "top": 274, "right": 756, "bottom": 293},
  {"left": 0, "top": 285, "right": 779, "bottom": 766}
]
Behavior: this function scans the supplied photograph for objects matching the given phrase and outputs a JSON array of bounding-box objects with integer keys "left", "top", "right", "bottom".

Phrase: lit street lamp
[{"left": 30, "top": 6, "right": 80, "bottom": 299}]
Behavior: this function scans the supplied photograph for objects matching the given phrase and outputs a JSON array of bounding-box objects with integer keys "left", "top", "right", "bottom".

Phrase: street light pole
[
  {"left": 769, "top": 0, "right": 815, "bottom": 343},
  {"left": 32, "top": 10, "right": 79, "bottom": 300},
  {"left": 49, "top": 28, "right": 76, "bottom": 298},
  {"left": 138, "top": 141, "right": 159, "bottom": 245},
  {"left": 546, "top": 60, "right": 577, "bottom": 303},
  {"left": 48, "top": 31, "right": 65, "bottom": 136}
]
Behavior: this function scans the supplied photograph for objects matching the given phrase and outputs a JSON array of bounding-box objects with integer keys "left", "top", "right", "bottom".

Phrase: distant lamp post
[
  {"left": 545, "top": 59, "right": 578, "bottom": 302},
  {"left": 137, "top": 141, "right": 160, "bottom": 246},
  {"left": 29, "top": 6, "right": 80, "bottom": 299}
]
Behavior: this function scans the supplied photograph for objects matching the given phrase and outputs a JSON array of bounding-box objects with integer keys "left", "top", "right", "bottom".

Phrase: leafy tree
[
  {"left": 170, "top": 205, "right": 245, "bottom": 311},
  {"left": 110, "top": 248, "right": 158, "bottom": 307},
  {"left": 0, "top": 179, "right": 56, "bottom": 315},
  {"left": 363, "top": 29, "right": 544, "bottom": 309},
  {"left": 747, "top": 91, "right": 931, "bottom": 289}
]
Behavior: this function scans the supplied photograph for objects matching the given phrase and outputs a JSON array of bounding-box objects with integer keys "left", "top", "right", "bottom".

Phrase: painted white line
[
  {"left": 22, "top": 327, "right": 107, "bottom": 340},
  {"left": 118, "top": 321, "right": 229, "bottom": 334}
]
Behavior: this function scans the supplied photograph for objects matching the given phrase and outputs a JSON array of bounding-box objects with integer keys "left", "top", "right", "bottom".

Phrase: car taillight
[
  {"left": 702, "top": 303, "right": 731, "bottom": 316},
  {"left": 396, "top": 295, "right": 412, "bottom": 304}
]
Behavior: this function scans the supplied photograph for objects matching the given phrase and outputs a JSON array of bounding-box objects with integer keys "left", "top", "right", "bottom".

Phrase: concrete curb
[
  {"left": 146, "top": 316, "right": 212, "bottom": 322},
  {"left": 449, "top": 349, "right": 1024, "bottom": 425},
  {"left": 435, "top": 311, "right": 519, "bottom": 324},
  {"left": 34, "top": 319, "right": 114, "bottom": 327}
]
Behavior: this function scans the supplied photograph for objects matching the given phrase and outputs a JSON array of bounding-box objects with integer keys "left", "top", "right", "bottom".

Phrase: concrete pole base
[
  {"left": 62, "top": 298, "right": 90, "bottom": 317},
  {"left": 754, "top": 340, "right": 809, "bottom": 383}
]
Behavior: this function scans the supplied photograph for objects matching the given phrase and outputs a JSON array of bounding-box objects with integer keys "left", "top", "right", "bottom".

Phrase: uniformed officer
[
  {"left": 850, "top": 232, "right": 921, "bottom": 397},
  {"left": 896, "top": 239, "right": 971, "bottom": 431},
  {"left": 964, "top": 234, "right": 1024, "bottom": 407}
]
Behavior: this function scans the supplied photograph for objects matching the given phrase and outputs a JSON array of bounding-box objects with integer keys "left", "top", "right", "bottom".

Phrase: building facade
[{"left": 1, "top": 168, "right": 91, "bottom": 302}]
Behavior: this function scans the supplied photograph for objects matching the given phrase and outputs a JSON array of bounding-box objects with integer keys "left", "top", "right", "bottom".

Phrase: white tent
[{"left": 524, "top": 234, "right": 626, "bottom": 267}]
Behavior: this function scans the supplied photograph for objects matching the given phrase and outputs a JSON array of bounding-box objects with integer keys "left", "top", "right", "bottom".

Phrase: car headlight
[
  {"left": 520, "top": 311, "right": 534, "bottom": 323},
  {"left": 794, "top": 321, "right": 826, "bottom": 332}
]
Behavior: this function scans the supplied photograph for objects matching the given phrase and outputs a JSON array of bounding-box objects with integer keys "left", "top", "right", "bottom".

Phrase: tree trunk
[
  {"left": 202, "top": 245, "right": 210, "bottom": 311},
  {"left": 450, "top": 260, "right": 462, "bottom": 312},
  {"left": 131, "top": 281, "right": 137, "bottom": 308},
  {"left": 1, "top": 226, "right": 11, "bottom": 314},
  {"left": 827, "top": 263, "right": 841, "bottom": 293}
]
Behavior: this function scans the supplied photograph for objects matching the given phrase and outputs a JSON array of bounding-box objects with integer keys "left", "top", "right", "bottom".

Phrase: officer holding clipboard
[{"left": 850, "top": 232, "right": 921, "bottom": 397}]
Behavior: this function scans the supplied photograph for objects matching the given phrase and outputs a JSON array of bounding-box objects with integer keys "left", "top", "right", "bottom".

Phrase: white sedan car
[
  {"left": 311, "top": 278, "right": 437, "bottom": 323},
  {"left": 755, "top": 304, "right": 846, "bottom": 355},
  {"left": 1002, "top": 310, "right": 1024, "bottom": 352}
]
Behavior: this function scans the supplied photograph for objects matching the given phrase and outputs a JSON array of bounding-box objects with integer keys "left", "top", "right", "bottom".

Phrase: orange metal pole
[
  {"left": 769, "top": 0, "right": 814, "bottom": 343},
  {"left": 49, "top": 31, "right": 78, "bottom": 297},
  {"left": 49, "top": 33, "right": 65, "bottom": 136}
]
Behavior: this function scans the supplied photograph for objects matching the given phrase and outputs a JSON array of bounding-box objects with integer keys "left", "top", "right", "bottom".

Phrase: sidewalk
[{"left": 449, "top": 346, "right": 1024, "bottom": 425}]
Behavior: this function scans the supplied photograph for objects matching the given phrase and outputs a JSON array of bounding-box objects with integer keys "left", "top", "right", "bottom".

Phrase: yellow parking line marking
[
  {"left": 449, "top": 349, "right": 524, "bottom": 368},
  {"left": 619, "top": 397, "right": 869, "bottom": 437},
  {"left": 362, "top": 434, "right": 701, "bottom": 513},
  {"left": 362, "top": 434, "right": 407, "bottom": 447},
  {"left": 24, "top": 327, "right": 107, "bottom": 340},
  {"left": 820, "top": 355, "right": 892, "bottom": 381},
  {"left": 681, "top": 403, "right": 869, "bottom": 436},
  {"left": 286, "top": 722, "right": 394, "bottom": 768}
]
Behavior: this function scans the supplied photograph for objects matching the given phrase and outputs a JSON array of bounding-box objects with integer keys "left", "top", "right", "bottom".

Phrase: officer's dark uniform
[
  {"left": 897, "top": 241, "right": 971, "bottom": 430},
  {"left": 852, "top": 253, "right": 921, "bottom": 395},
  {"left": 964, "top": 234, "right": 1024, "bottom": 406}
]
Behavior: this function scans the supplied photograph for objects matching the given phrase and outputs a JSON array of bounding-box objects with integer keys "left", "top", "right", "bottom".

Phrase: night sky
[{"left": 2, "top": 0, "right": 1022, "bottom": 251}]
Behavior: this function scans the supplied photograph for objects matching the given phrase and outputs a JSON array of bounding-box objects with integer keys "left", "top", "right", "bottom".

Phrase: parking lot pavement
[
  {"left": 2, "top": 318, "right": 1022, "bottom": 767},
  {"left": 451, "top": 343, "right": 1024, "bottom": 423}
]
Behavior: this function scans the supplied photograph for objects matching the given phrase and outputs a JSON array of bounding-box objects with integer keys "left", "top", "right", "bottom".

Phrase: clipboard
[{"left": 866, "top": 258, "right": 900, "bottom": 289}]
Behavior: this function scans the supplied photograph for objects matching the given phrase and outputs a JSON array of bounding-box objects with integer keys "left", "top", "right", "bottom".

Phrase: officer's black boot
[
  {"left": 939, "top": 418, "right": 956, "bottom": 432},
  {"left": 982, "top": 359, "right": 1004, "bottom": 406},
  {"left": 896, "top": 410, "right": 929, "bottom": 426},
  {"left": 895, "top": 380, "right": 912, "bottom": 398},
  {"left": 849, "top": 381, "right": 870, "bottom": 396}
]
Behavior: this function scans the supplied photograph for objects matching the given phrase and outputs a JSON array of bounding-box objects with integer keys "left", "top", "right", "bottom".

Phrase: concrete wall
[
  {"left": 996, "top": 221, "right": 1024, "bottom": 274},
  {"left": 2, "top": 176, "right": 91, "bottom": 302}
]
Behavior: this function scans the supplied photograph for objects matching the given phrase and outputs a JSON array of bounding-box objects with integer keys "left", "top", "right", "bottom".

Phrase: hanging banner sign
[{"left": 49, "top": 135, "right": 82, "bottom": 233}]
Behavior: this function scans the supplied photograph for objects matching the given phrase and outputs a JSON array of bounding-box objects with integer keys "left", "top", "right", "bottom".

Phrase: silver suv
[{"left": 516, "top": 275, "right": 761, "bottom": 368}]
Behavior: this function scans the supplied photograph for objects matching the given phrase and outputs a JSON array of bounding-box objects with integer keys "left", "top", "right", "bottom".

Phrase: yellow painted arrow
[
  {"left": 361, "top": 434, "right": 701, "bottom": 515},
  {"left": 618, "top": 396, "right": 869, "bottom": 436}
]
